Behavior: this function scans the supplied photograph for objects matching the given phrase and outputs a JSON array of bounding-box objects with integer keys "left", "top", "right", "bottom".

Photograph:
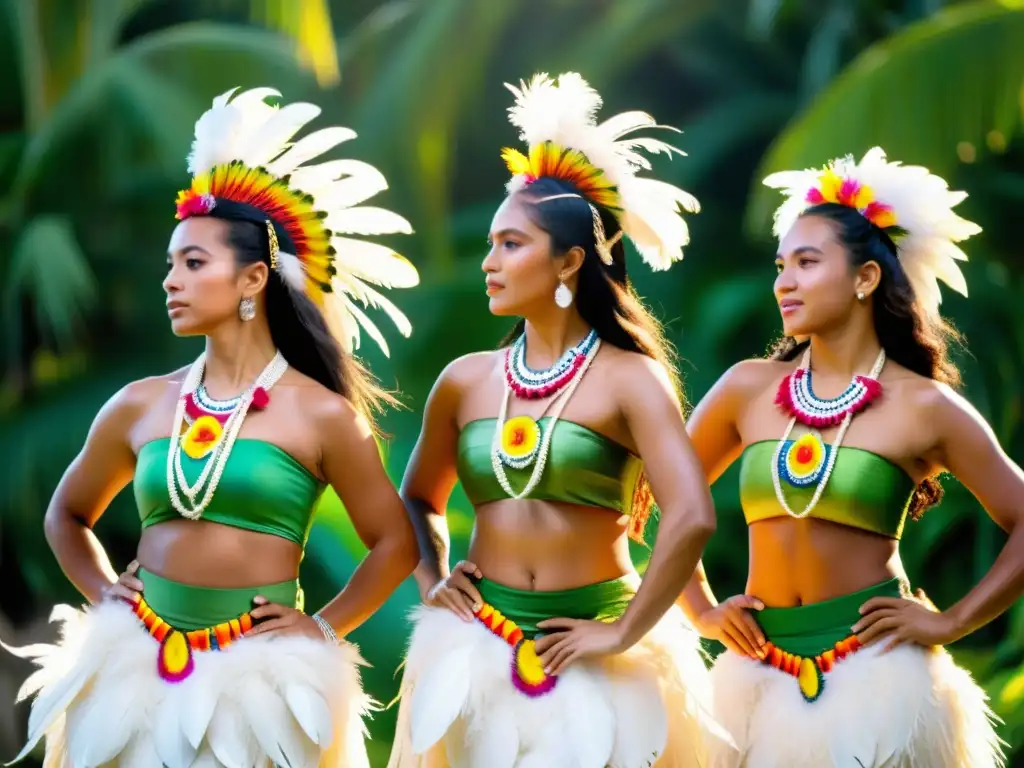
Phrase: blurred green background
[{"left": 2, "top": 0, "right": 1023, "bottom": 765}]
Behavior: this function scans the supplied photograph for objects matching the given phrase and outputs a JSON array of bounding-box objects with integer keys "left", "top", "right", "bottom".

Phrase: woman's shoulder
[
  {"left": 722, "top": 357, "right": 794, "bottom": 391},
  {"left": 436, "top": 350, "right": 503, "bottom": 391},
  {"left": 117, "top": 367, "right": 189, "bottom": 408},
  {"left": 90, "top": 368, "right": 187, "bottom": 436}
]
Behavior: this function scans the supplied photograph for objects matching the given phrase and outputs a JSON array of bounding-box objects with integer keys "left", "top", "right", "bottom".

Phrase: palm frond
[{"left": 746, "top": 1, "right": 1024, "bottom": 233}]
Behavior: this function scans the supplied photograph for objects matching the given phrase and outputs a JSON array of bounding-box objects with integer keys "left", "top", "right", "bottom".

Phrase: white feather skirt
[
  {"left": 3, "top": 601, "right": 374, "bottom": 768},
  {"left": 710, "top": 642, "right": 1005, "bottom": 768},
  {"left": 387, "top": 604, "right": 737, "bottom": 768}
]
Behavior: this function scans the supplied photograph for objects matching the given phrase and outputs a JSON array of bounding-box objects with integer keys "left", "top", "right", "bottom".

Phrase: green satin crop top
[
  {"left": 456, "top": 418, "right": 643, "bottom": 512},
  {"left": 739, "top": 440, "right": 916, "bottom": 539},
  {"left": 134, "top": 438, "right": 325, "bottom": 546}
]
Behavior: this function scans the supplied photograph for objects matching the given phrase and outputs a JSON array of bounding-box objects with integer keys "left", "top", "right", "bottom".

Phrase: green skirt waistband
[
  {"left": 476, "top": 575, "right": 636, "bottom": 638},
  {"left": 757, "top": 578, "right": 904, "bottom": 656},
  {"left": 137, "top": 567, "right": 303, "bottom": 631}
]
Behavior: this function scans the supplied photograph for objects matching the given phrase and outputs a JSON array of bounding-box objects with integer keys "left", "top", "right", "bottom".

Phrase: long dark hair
[
  {"left": 211, "top": 207, "right": 396, "bottom": 432},
  {"left": 499, "top": 176, "right": 682, "bottom": 401},
  {"left": 770, "top": 202, "right": 962, "bottom": 518}
]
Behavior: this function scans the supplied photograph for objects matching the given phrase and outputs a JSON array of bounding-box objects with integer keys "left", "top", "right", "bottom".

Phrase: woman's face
[
  {"left": 482, "top": 193, "right": 563, "bottom": 317},
  {"left": 163, "top": 217, "right": 262, "bottom": 337},
  {"left": 774, "top": 214, "right": 861, "bottom": 338}
]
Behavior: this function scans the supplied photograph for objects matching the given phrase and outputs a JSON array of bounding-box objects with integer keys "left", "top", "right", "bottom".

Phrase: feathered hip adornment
[
  {"left": 500, "top": 72, "right": 701, "bottom": 272},
  {"left": 174, "top": 86, "right": 418, "bottom": 356}
]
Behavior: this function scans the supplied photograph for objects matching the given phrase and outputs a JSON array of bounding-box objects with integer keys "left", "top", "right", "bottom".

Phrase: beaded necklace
[
  {"left": 167, "top": 352, "right": 288, "bottom": 520},
  {"left": 770, "top": 347, "right": 886, "bottom": 518},
  {"left": 491, "top": 337, "right": 601, "bottom": 499},
  {"left": 504, "top": 329, "right": 598, "bottom": 400}
]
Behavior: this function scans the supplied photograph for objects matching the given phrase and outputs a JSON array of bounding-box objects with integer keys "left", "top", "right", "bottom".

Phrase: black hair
[
  {"left": 208, "top": 201, "right": 396, "bottom": 432},
  {"left": 499, "top": 176, "right": 682, "bottom": 400},
  {"left": 770, "top": 202, "right": 962, "bottom": 518},
  {"left": 498, "top": 176, "right": 681, "bottom": 539}
]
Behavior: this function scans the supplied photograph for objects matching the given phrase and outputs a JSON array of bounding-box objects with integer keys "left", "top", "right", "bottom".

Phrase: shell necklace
[
  {"left": 770, "top": 347, "right": 886, "bottom": 518},
  {"left": 167, "top": 351, "right": 288, "bottom": 520},
  {"left": 505, "top": 329, "right": 598, "bottom": 399},
  {"left": 491, "top": 335, "right": 601, "bottom": 500}
]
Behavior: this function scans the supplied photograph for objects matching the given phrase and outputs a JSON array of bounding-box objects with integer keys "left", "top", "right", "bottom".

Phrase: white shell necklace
[
  {"left": 770, "top": 347, "right": 886, "bottom": 519},
  {"left": 166, "top": 351, "right": 288, "bottom": 520},
  {"left": 490, "top": 336, "right": 601, "bottom": 500}
]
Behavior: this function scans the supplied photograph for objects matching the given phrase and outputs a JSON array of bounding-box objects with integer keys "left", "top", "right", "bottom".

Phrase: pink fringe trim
[
  {"left": 510, "top": 639, "right": 558, "bottom": 698},
  {"left": 775, "top": 370, "right": 883, "bottom": 427}
]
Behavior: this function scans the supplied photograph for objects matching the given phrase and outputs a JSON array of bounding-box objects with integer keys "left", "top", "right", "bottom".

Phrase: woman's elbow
[
  {"left": 663, "top": 501, "right": 717, "bottom": 545},
  {"left": 43, "top": 504, "right": 74, "bottom": 550},
  {"left": 381, "top": 518, "right": 421, "bottom": 577}
]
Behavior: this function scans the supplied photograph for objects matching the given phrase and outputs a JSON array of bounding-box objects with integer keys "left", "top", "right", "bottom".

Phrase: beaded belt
[
  {"left": 474, "top": 602, "right": 556, "bottom": 698},
  {"left": 129, "top": 596, "right": 254, "bottom": 683},
  {"left": 761, "top": 633, "right": 863, "bottom": 702}
]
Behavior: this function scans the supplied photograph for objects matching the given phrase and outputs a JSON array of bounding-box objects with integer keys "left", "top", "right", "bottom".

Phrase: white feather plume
[
  {"left": 504, "top": 72, "right": 699, "bottom": 271},
  {"left": 183, "top": 86, "right": 418, "bottom": 357},
  {"left": 763, "top": 147, "right": 981, "bottom": 317},
  {"left": 2, "top": 601, "right": 375, "bottom": 768}
]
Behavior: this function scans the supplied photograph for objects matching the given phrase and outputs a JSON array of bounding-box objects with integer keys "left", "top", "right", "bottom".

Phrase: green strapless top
[
  {"left": 739, "top": 440, "right": 916, "bottom": 539},
  {"left": 457, "top": 418, "right": 643, "bottom": 512},
  {"left": 135, "top": 438, "right": 325, "bottom": 547}
]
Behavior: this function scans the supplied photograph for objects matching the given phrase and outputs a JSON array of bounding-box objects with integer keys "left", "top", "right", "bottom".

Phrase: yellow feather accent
[{"left": 502, "top": 148, "right": 531, "bottom": 176}]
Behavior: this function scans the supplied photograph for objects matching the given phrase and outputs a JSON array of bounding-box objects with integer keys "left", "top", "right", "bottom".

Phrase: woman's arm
[
  {"left": 856, "top": 384, "right": 1024, "bottom": 647},
  {"left": 611, "top": 355, "right": 719, "bottom": 646},
  {"left": 678, "top": 360, "right": 759, "bottom": 619},
  {"left": 44, "top": 381, "right": 149, "bottom": 604},
  {"left": 537, "top": 355, "right": 718, "bottom": 673},
  {"left": 401, "top": 361, "right": 464, "bottom": 601},
  {"left": 679, "top": 360, "right": 770, "bottom": 656},
  {"left": 311, "top": 396, "right": 420, "bottom": 638},
  {"left": 400, "top": 357, "right": 491, "bottom": 620}
]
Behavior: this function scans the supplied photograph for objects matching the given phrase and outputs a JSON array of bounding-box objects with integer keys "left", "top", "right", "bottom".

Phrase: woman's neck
[
  {"left": 521, "top": 310, "right": 592, "bottom": 368},
  {"left": 202, "top": 317, "right": 279, "bottom": 396},
  {"left": 808, "top": 320, "right": 883, "bottom": 384}
]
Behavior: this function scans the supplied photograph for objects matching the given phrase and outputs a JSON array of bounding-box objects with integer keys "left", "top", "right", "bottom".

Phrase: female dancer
[
  {"left": 388, "top": 73, "right": 734, "bottom": 768},
  {"left": 4, "top": 87, "right": 420, "bottom": 768},
  {"left": 684, "top": 148, "right": 1015, "bottom": 766}
]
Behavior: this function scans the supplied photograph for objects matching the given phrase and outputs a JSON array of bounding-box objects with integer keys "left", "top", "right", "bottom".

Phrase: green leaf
[
  {"left": 8, "top": 21, "right": 312, "bottom": 202},
  {"left": 4, "top": 215, "right": 97, "bottom": 355},
  {"left": 248, "top": 0, "right": 340, "bottom": 85},
  {"left": 746, "top": 1, "right": 1024, "bottom": 233},
  {"left": 551, "top": 0, "right": 721, "bottom": 85},
  {"left": 747, "top": 0, "right": 786, "bottom": 37}
]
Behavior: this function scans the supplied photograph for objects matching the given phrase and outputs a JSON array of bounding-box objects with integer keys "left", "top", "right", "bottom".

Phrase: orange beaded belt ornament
[
  {"left": 474, "top": 602, "right": 557, "bottom": 697},
  {"left": 128, "top": 596, "right": 254, "bottom": 683},
  {"left": 761, "top": 634, "right": 863, "bottom": 702}
]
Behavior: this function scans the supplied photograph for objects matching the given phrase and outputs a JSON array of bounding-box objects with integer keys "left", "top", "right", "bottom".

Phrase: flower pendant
[
  {"left": 181, "top": 415, "right": 224, "bottom": 460},
  {"left": 498, "top": 415, "right": 542, "bottom": 470}
]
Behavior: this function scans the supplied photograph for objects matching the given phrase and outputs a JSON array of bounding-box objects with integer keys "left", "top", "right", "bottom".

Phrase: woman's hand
[
  {"left": 694, "top": 595, "right": 766, "bottom": 659},
  {"left": 245, "top": 596, "right": 326, "bottom": 640},
  {"left": 102, "top": 559, "right": 144, "bottom": 604},
  {"left": 853, "top": 588, "right": 959, "bottom": 652},
  {"left": 425, "top": 560, "right": 484, "bottom": 622},
  {"left": 533, "top": 618, "right": 628, "bottom": 676}
]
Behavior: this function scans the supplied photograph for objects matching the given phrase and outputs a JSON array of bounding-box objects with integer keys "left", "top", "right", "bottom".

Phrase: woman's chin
[
  {"left": 168, "top": 319, "right": 204, "bottom": 337},
  {"left": 487, "top": 296, "right": 518, "bottom": 317},
  {"left": 780, "top": 316, "right": 813, "bottom": 339}
]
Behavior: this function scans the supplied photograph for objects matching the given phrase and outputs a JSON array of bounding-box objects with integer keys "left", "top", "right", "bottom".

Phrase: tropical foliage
[{"left": 2, "top": 0, "right": 1023, "bottom": 765}]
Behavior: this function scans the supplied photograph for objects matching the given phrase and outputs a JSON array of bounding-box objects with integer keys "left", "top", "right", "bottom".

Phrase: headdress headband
[
  {"left": 500, "top": 72, "right": 699, "bottom": 271},
  {"left": 764, "top": 147, "right": 981, "bottom": 316},
  {"left": 175, "top": 87, "right": 419, "bottom": 356}
]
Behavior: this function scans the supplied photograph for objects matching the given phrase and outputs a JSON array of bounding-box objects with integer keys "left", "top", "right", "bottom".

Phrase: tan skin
[
  {"left": 680, "top": 214, "right": 1024, "bottom": 659},
  {"left": 44, "top": 216, "right": 418, "bottom": 640},
  {"left": 404, "top": 192, "right": 716, "bottom": 675}
]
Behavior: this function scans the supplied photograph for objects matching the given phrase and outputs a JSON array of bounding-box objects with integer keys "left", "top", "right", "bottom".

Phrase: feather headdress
[
  {"left": 175, "top": 87, "right": 418, "bottom": 356},
  {"left": 763, "top": 147, "right": 980, "bottom": 317},
  {"left": 501, "top": 73, "right": 699, "bottom": 271}
]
